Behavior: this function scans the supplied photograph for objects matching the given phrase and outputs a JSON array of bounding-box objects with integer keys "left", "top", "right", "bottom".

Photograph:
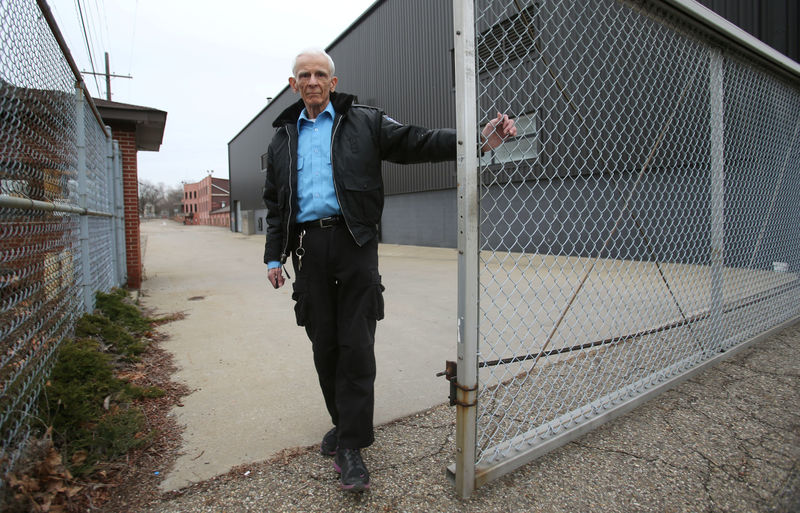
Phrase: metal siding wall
[
  {"left": 382, "top": 188, "right": 458, "bottom": 246},
  {"left": 327, "top": 0, "right": 456, "bottom": 195},
  {"left": 229, "top": 0, "right": 798, "bottom": 217},
  {"left": 228, "top": 90, "right": 297, "bottom": 212},
  {"left": 698, "top": 0, "right": 799, "bottom": 62},
  {"left": 228, "top": 0, "right": 456, "bottom": 214}
]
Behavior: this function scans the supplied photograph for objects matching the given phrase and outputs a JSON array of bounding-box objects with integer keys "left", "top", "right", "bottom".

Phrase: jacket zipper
[
  {"left": 330, "top": 114, "right": 358, "bottom": 244},
  {"left": 280, "top": 128, "right": 294, "bottom": 264}
]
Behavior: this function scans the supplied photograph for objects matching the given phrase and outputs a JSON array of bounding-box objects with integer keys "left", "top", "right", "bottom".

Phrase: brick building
[
  {"left": 182, "top": 175, "right": 230, "bottom": 227},
  {"left": 94, "top": 99, "right": 167, "bottom": 289}
]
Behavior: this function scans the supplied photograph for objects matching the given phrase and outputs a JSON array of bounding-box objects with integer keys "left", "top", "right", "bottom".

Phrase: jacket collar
[{"left": 272, "top": 91, "right": 357, "bottom": 128}]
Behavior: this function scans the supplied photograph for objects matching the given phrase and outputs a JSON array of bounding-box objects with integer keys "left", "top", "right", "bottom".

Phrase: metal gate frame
[{"left": 452, "top": 0, "right": 800, "bottom": 498}]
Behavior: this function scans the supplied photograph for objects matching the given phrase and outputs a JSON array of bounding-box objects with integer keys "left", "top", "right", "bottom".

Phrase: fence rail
[
  {"left": 0, "top": 0, "right": 126, "bottom": 480},
  {"left": 453, "top": 0, "right": 800, "bottom": 497}
]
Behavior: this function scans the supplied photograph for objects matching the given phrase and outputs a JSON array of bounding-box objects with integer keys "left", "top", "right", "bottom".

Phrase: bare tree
[
  {"left": 139, "top": 180, "right": 186, "bottom": 217},
  {"left": 138, "top": 180, "right": 161, "bottom": 216},
  {"left": 161, "top": 186, "right": 184, "bottom": 216}
]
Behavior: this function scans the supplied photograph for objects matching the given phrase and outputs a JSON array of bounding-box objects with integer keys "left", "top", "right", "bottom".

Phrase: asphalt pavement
[{"left": 137, "top": 219, "right": 799, "bottom": 512}]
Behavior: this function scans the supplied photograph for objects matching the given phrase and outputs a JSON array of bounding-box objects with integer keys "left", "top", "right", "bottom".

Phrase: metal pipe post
[
  {"left": 453, "top": 0, "right": 479, "bottom": 499},
  {"left": 709, "top": 48, "right": 726, "bottom": 349},
  {"left": 105, "top": 126, "right": 117, "bottom": 286},
  {"left": 113, "top": 140, "right": 127, "bottom": 285},
  {"left": 76, "top": 86, "right": 93, "bottom": 313}
]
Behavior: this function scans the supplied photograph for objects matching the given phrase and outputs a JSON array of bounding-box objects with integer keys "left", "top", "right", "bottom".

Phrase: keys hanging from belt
[{"left": 296, "top": 229, "right": 307, "bottom": 271}]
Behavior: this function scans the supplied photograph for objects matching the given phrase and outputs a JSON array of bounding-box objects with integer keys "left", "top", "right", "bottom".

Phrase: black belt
[{"left": 299, "top": 215, "right": 343, "bottom": 230}]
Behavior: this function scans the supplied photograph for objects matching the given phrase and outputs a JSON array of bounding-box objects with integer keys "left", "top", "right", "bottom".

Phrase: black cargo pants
[{"left": 290, "top": 224, "right": 385, "bottom": 450}]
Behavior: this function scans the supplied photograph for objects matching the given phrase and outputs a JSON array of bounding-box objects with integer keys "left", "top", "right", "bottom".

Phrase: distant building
[{"left": 182, "top": 175, "right": 230, "bottom": 227}]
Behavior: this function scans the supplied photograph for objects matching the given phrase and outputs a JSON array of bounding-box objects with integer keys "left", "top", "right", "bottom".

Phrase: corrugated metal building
[{"left": 227, "top": 0, "right": 798, "bottom": 250}]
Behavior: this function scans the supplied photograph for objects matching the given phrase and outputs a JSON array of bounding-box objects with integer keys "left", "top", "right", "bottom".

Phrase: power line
[
  {"left": 74, "top": 0, "right": 101, "bottom": 96},
  {"left": 85, "top": 0, "right": 108, "bottom": 96},
  {"left": 81, "top": 52, "right": 132, "bottom": 100},
  {"left": 87, "top": 0, "right": 111, "bottom": 97},
  {"left": 92, "top": 0, "right": 110, "bottom": 52}
]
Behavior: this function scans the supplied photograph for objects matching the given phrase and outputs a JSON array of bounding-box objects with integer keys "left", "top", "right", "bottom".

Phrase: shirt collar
[{"left": 298, "top": 101, "right": 336, "bottom": 125}]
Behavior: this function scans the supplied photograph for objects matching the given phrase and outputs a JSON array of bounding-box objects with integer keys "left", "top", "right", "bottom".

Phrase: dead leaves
[{"left": 5, "top": 439, "right": 84, "bottom": 512}]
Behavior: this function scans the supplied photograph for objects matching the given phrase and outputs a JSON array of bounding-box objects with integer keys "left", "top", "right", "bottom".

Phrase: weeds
[
  {"left": 41, "top": 337, "right": 152, "bottom": 476},
  {"left": 75, "top": 315, "right": 147, "bottom": 360},
  {"left": 3, "top": 288, "right": 169, "bottom": 512},
  {"left": 94, "top": 288, "right": 151, "bottom": 335}
]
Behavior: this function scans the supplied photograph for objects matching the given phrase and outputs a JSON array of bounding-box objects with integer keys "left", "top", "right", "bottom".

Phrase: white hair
[{"left": 291, "top": 48, "right": 336, "bottom": 77}]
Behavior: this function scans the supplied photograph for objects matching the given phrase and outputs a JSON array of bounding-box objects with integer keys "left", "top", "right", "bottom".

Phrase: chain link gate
[
  {"left": 0, "top": 0, "right": 127, "bottom": 480},
  {"left": 452, "top": 0, "right": 800, "bottom": 497}
]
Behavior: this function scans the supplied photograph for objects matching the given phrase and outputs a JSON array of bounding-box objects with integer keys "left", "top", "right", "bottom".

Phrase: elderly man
[{"left": 263, "top": 48, "right": 515, "bottom": 492}]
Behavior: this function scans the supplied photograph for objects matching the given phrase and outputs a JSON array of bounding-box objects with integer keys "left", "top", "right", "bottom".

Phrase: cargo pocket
[
  {"left": 291, "top": 280, "right": 309, "bottom": 326},
  {"left": 368, "top": 273, "right": 386, "bottom": 321}
]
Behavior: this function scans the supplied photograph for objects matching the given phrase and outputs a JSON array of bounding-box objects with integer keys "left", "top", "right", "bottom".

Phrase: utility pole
[
  {"left": 105, "top": 52, "right": 111, "bottom": 100},
  {"left": 81, "top": 52, "right": 132, "bottom": 100}
]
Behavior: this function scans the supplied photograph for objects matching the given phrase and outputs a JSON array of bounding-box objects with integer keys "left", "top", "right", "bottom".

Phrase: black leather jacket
[{"left": 262, "top": 92, "right": 456, "bottom": 265}]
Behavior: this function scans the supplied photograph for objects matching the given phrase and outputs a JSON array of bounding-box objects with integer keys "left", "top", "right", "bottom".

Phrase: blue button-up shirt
[
  {"left": 296, "top": 102, "right": 341, "bottom": 223},
  {"left": 267, "top": 101, "right": 341, "bottom": 270}
]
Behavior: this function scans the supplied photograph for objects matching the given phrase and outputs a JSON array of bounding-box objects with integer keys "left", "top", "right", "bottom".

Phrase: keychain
[{"left": 296, "top": 229, "right": 307, "bottom": 271}]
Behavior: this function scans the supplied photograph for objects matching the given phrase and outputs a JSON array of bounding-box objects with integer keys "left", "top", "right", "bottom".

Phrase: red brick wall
[
  {"left": 182, "top": 175, "right": 230, "bottom": 227},
  {"left": 110, "top": 126, "right": 142, "bottom": 289}
]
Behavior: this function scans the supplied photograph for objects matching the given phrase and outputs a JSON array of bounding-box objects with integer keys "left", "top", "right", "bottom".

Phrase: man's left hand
[{"left": 481, "top": 113, "right": 517, "bottom": 153}]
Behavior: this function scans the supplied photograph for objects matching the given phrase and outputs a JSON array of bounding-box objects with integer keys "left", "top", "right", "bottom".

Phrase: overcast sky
[{"left": 47, "top": 0, "right": 376, "bottom": 189}]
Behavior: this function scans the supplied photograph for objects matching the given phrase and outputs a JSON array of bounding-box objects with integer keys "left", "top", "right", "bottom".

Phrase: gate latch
[{"left": 437, "top": 360, "right": 477, "bottom": 407}]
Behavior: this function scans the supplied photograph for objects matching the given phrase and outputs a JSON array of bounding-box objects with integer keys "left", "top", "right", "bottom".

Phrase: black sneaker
[
  {"left": 320, "top": 427, "right": 337, "bottom": 456},
  {"left": 333, "top": 448, "right": 370, "bottom": 491}
]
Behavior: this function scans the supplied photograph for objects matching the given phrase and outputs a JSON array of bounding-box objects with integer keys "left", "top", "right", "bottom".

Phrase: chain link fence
[
  {"left": 453, "top": 0, "right": 800, "bottom": 496},
  {"left": 0, "top": 0, "right": 126, "bottom": 479}
]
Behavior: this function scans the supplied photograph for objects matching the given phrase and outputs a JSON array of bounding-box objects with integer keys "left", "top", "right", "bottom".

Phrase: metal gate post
[
  {"left": 453, "top": 0, "right": 480, "bottom": 499},
  {"left": 113, "top": 141, "right": 127, "bottom": 285},
  {"left": 109, "top": 136, "right": 122, "bottom": 286},
  {"left": 709, "top": 48, "right": 725, "bottom": 348},
  {"left": 76, "top": 85, "right": 92, "bottom": 313},
  {"left": 105, "top": 126, "right": 118, "bottom": 288}
]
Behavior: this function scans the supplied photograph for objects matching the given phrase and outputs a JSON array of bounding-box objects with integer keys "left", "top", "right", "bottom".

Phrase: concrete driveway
[{"left": 139, "top": 219, "right": 457, "bottom": 490}]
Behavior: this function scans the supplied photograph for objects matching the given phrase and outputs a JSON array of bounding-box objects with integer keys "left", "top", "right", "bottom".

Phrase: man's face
[{"left": 289, "top": 53, "right": 337, "bottom": 115}]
